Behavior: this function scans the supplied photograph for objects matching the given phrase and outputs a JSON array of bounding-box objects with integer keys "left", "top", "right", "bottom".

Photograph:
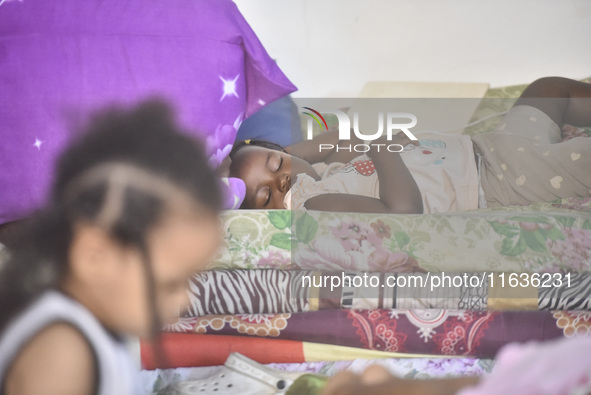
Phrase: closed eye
[
  {"left": 271, "top": 156, "right": 283, "bottom": 172},
  {"left": 264, "top": 187, "right": 271, "bottom": 207}
]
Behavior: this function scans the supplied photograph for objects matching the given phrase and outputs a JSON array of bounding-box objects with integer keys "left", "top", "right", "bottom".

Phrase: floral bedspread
[{"left": 211, "top": 198, "right": 591, "bottom": 274}]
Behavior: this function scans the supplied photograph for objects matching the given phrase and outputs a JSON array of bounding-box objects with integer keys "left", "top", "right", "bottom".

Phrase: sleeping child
[{"left": 229, "top": 77, "right": 591, "bottom": 214}]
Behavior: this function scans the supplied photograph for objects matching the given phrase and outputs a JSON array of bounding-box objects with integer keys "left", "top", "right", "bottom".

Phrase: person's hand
[
  {"left": 322, "top": 364, "right": 479, "bottom": 395},
  {"left": 321, "top": 365, "right": 422, "bottom": 395},
  {"left": 391, "top": 131, "right": 420, "bottom": 148},
  {"left": 367, "top": 132, "right": 419, "bottom": 158},
  {"left": 365, "top": 132, "right": 420, "bottom": 162},
  {"left": 380, "top": 131, "right": 419, "bottom": 150},
  {"left": 215, "top": 155, "right": 232, "bottom": 178}
]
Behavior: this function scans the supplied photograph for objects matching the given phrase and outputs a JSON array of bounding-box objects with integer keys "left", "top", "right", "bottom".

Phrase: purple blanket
[{"left": 0, "top": 0, "right": 296, "bottom": 223}]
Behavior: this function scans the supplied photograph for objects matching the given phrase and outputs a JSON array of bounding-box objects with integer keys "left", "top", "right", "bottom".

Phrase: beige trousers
[{"left": 472, "top": 105, "right": 591, "bottom": 207}]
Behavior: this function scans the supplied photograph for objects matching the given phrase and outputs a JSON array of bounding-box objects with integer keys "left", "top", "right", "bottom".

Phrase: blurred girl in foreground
[{"left": 0, "top": 102, "right": 222, "bottom": 394}]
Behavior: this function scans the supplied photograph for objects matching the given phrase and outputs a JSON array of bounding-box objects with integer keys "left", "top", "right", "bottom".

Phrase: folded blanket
[
  {"left": 211, "top": 198, "right": 591, "bottom": 273},
  {"left": 140, "top": 333, "right": 431, "bottom": 369},
  {"left": 164, "top": 309, "right": 588, "bottom": 358},
  {"left": 185, "top": 269, "right": 591, "bottom": 316}
]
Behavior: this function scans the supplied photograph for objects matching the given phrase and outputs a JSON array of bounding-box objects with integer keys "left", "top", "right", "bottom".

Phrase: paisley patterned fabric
[{"left": 164, "top": 308, "right": 587, "bottom": 358}]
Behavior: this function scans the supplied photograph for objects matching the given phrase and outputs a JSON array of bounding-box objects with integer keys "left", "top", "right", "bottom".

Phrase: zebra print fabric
[
  {"left": 186, "top": 269, "right": 311, "bottom": 316},
  {"left": 185, "top": 270, "right": 591, "bottom": 316},
  {"left": 538, "top": 273, "right": 591, "bottom": 310}
]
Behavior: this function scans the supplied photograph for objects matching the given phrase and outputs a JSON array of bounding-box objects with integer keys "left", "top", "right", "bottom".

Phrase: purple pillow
[{"left": 0, "top": 0, "right": 296, "bottom": 222}]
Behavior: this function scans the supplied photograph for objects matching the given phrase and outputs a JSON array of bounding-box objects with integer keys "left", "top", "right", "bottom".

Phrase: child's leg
[
  {"left": 472, "top": 77, "right": 591, "bottom": 207},
  {"left": 515, "top": 76, "right": 591, "bottom": 127}
]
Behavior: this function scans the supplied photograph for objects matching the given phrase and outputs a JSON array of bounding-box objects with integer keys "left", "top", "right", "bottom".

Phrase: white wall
[{"left": 234, "top": 0, "right": 591, "bottom": 97}]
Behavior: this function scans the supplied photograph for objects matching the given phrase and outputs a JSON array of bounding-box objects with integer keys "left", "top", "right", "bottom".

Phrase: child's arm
[
  {"left": 303, "top": 133, "right": 423, "bottom": 214},
  {"left": 4, "top": 323, "right": 96, "bottom": 395}
]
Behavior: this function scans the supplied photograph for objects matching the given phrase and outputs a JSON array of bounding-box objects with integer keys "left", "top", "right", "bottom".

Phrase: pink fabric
[{"left": 458, "top": 336, "right": 591, "bottom": 395}]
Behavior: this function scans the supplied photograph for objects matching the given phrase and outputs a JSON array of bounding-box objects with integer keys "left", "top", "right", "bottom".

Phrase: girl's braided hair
[
  {"left": 0, "top": 101, "right": 221, "bottom": 367},
  {"left": 229, "top": 138, "right": 287, "bottom": 160}
]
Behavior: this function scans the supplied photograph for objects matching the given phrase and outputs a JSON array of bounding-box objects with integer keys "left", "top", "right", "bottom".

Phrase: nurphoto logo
[{"left": 302, "top": 107, "right": 419, "bottom": 153}]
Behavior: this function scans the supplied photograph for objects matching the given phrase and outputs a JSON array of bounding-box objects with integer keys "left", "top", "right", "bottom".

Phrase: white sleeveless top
[{"left": 0, "top": 291, "right": 140, "bottom": 395}]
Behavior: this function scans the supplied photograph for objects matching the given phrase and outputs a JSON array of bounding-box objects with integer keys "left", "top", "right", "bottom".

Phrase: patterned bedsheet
[{"left": 140, "top": 357, "right": 493, "bottom": 395}]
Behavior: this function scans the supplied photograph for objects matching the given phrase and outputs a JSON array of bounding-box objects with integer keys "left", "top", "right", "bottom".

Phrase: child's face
[
  {"left": 141, "top": 210, "right": 222, "bottom": 331},
  {"left": 65, "top": 209, "right": 221, "bottom": 337},
  {"left": 230, "top": 146, "right": 314, "bottom": 209}
]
